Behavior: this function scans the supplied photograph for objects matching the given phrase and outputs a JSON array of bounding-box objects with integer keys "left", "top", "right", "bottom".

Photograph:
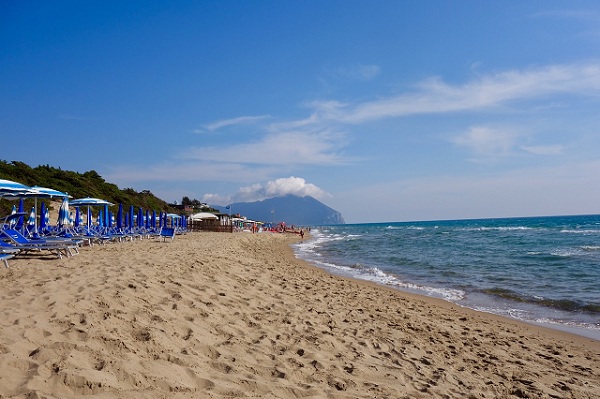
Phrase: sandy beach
[{"left": 0, "top": 232, "right": 598, "bottom": 398}]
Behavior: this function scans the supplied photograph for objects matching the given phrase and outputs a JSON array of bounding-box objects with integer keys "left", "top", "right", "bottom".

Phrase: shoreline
[
  {"left": 292, "top": 233, "right": 600, "bottom": 347},
  {"left": 0, "top": 232, "right": 598, "bottom": 398}
]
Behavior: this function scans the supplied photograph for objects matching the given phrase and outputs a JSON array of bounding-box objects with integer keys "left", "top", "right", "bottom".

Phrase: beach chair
[
  {"left": 0, "top": 253, "right": 15, "bottom": 268},
  {"left": 1, "top": 228, "right": 79, "bottom": 259},
  {"left": 159, "top": 227, "right": 175, "bottom": 241}
]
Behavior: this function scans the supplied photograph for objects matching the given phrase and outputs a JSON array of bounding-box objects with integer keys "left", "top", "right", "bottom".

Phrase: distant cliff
[{"left": 219, "top": 195, "right": 345, "bottom": 226}]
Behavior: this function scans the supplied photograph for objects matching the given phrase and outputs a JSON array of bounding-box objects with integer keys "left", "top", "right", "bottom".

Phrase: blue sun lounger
[
  {"left": 159, "top": 227, "right": 175, "bottom": 241},
  {"left": 0, "top": 253, "right": 15, "bottom": 268},
  {"left": 1, "top": 228, "right": 79, "bottom": 259}
]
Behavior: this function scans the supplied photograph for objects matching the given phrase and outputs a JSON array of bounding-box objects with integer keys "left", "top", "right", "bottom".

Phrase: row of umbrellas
[{"left": 1, "top": 179, "right": 186, "bottom": 235}]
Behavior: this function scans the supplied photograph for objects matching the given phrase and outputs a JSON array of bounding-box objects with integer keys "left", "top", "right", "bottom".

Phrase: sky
[{"left": 2, "top": 1, "right": 600, "bottom": 223}]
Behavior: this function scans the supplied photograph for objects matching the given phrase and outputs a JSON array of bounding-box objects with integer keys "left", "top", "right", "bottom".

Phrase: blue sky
[{"left": 2, "top": 1, "right": 600, "bottom": 223}]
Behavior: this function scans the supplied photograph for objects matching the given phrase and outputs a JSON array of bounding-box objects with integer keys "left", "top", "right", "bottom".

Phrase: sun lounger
[
  {"left": 0, "top": 253, "right": 15, "bottom": 268},
  {"left": 1, "top": 228, "right": 79, "bottom": 259},
  {"left": 159, "top": 227, "right": 175, "bottom": 241}
]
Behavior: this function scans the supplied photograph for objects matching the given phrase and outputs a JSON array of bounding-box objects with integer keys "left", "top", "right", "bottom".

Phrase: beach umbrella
[
  {"left": 70, "top": 197, "right": 113, "bottom": 207},
  {"left": 152, "top": 210, "right": 156, "bottom": 229},
  {"left": 57, "top": 197, "right": 71, "bottom": 228},
  {"left": 27, "top": 207, "right": 36, "bottom": 229},
  {"left": 103, "top": 204, "right": 109, "bottom": 227},
  {"left": 74, "top": 207, "right": 81, "bottom": 228},
  {"left": 8, "top": 204, "right": 17, "bottom": 227},
  {"left": 129, "top": 205, "right": 134, "bottom": 229},
  {"left": 145, "top": 210, "right": 150, "bottom": 229},
  {"left": 25, "top": 186, "right": 70, "bottom": 235},
  {"left": 70, "top": 198, "right": 113, "bottom": 232},
  {"left": 138, "top": 207, "right": 144, "bottom": 228},
  {"left": 98, "top": 210, "right": 104, "bottom": 227},
  {"left": 0, "top": 179, "right": 30, "bottom": 197},
  {"left": 117, "top": 203, "right": 123, "bottom": 229},
  {"left": 40, "top": 202, "right": 47, "bottom": 231}
]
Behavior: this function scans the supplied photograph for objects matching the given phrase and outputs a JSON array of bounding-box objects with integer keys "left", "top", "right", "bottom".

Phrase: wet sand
[{"left": 0, "top": 232, "right": 598, "bottom": 398}]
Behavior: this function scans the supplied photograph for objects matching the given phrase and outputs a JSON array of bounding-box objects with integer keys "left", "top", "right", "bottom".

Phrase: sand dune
[{"left": 0, "top": 232, "right": 598, "bottom": 398}]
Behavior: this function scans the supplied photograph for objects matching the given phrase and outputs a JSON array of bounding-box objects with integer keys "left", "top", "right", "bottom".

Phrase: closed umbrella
[
  {"left": 40, "top": 202, "right": 47, "bottom": 231},
  {"left": 57, "top": 197, "right": 71, "bottom": 228},
  {"left": 74, "top": 207, "right": 81, "bottom": 228},
  {"left": 129, "top": 205, "right": 134, "bottom": 229},
  {"left": 27, "top": 207, "right": 36, "bottom": 230},
  {"left": 9, "top": 204, "right": 17, "bottom": 227},
  {"left": 138, "top": 207, "right": 144, "bottom": 228},
  {"left": 117, "top": 203, "right": 123, "bottom": 229}
]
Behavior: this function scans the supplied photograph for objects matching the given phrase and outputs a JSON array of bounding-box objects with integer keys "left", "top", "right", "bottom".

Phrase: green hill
[{"left": 0, "top": 160, "right": 181, "bottom": 216}]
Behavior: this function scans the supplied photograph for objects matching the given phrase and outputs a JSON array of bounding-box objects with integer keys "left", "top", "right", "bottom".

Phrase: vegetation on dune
[{"left": 0, "top": 160, "right": 208, "bottom": 216}]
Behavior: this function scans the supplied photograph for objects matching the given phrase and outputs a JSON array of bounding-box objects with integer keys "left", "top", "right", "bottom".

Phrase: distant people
[{"left": 300, "top": 229, "right": 304, "bottom": 240}]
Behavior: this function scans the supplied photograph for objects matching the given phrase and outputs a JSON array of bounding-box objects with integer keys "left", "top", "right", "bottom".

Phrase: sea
[{"left": 292, "top": 214, "right": 600, "bottom": 340}]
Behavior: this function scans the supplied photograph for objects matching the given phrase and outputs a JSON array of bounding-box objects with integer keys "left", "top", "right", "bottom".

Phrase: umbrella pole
[{"left": 33, "top": 197, "right": 39, "bottom": 238}]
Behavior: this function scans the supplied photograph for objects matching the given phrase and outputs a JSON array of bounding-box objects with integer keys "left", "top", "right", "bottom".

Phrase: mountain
[{"left": 218, "top": 195, "right": 345, "bottom": 226}]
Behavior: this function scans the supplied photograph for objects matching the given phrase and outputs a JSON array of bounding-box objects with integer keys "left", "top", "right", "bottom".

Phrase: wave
[
  {"left": 481, "top": 288, "right": 600, "bottom": 314},
  {"left": 561, "top": 229, "right": 600, "bottom": 235}
]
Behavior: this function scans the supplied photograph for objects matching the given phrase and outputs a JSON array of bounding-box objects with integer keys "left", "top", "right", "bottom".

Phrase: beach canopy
[
  {"left": 70, "top": 197, "right": 114, "bottom": 206},
  {"left": 189, "top": 212, "right": 218, "bottom": 221},
  {"left": 0, "top": 179, "right": 31, "bottom": 197}
]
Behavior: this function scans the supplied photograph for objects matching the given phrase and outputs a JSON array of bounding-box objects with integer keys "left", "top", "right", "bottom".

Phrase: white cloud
[
  {"left": 201, "top": 193, "right": 232, "bottom": 206},
  {"left": 182, "top": 129, "right": 349, "bottom": 166},
  {"left": 234, "top": 177, "right": 330, "bottom": 202},
  {"left": 451, "top": 126, "right": 522, "bottom": 157},
  {"left": 201, "top": 115, "right": 270, "bottom": 132},
  {"left": 335, "top": 64, "right": 381, "bottom": 81},
  {"left": 305, "top": 62, "right": 600, "bottom": 124},
  {"left": 521, "top": 144, "right": 564, "bottom": 155}
]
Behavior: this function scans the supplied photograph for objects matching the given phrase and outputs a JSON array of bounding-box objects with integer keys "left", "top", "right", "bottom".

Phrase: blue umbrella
[
  {"left": 129, "top": 205, "right": 134, "bottom": 229},
  {"left": 117, "top": 203, "right": 123, "bottom": 229},
  {"left": 57, "top": 197, "right": 71, "bottom": 228},
  {"left": 40, "top": 201, "right": 47, "bottom": 231},
  {"left": 145, "top": 210, "right": 150, "bottom": 229},
  {"left": 74, "top": 207, "right": 81, "bottom": 228},
  {"left": 8, "top": 205, "right": 17, "bottom": 227},
  {"left": 25, "top": 186, "right": 70, "bottom": 235},
  {"left": 152, "top": 210, "right": 157, "bottom": 229},
  {"left": 0, "top": 179, "right": 30, "bottom": 197},
  {"left": 137, "top": 207, "right": 143, "bottom": 228},
  {"left": 103, "top": 204, "right": 109, "bottom": 227},
  {"left": 27, "top": 207, "right": 36, "bottom": 229},
  {"left": 98, "top": 210, "right": 104, "bottom": 227}
]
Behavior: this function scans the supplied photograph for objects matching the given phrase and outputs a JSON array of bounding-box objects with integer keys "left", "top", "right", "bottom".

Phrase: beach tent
[{"left": 189, "top": 212, "right": 218, "bottom": 221}]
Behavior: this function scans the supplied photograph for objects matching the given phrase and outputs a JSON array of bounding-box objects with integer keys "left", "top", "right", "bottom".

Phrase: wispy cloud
[
  {"left": 182, "top": 129, "right": 350, "bottom": 166},
  {"left": 451, "top": 126, "right": 521, "bottom": 158},
  {"left": 306, "top": 62, "right": 600, "bottom": 124},
  {"left": 334, "top": 64, "right": 381, "bottom": 81},
  {"left": 521, "top": 144, "right": 564, "bottom": 155},
  {"left": 201, "top": 115, "right": 270, "bottom": 132}
]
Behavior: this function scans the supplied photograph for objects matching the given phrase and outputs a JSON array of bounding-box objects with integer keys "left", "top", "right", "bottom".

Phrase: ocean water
[{"left": 293, "top": 215, "right": 600, "bottom": 340}]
